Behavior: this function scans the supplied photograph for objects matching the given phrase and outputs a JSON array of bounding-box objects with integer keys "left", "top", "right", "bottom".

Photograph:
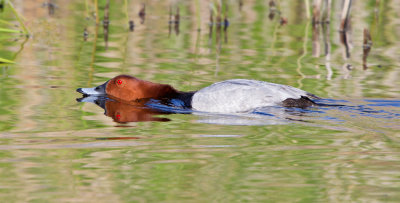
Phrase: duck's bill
[
  {"left": 76, "top": 81, "right": 108, "bottom": 96},
  {"left": 76, "top": 87, "right": 103, "bottom": 95}
]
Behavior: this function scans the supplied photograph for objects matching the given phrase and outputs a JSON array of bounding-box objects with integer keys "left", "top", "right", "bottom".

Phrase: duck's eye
[
  {"left": 116, "top": 113, "right": 121, "bottom": 120},
  {"left": 116, "top": 79, "right": 123, "bottom": 85}
]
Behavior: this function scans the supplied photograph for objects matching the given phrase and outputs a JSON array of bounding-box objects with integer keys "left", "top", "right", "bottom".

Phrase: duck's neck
[
  {"left": 143, "top": 81, "right": 196, "bottom": 107},
  {"left": 143, "top": 82, "right": 179, "bottom": 99}
]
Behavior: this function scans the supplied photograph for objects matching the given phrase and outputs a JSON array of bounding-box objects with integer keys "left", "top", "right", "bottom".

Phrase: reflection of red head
[{"left": 105, "top": 100, "right": 170, "bottom": 123}]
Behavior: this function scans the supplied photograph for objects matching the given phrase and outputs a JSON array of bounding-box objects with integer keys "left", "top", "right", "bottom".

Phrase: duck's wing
[{"left": 192, "top": 79, "right": 316, "bottom": 113}]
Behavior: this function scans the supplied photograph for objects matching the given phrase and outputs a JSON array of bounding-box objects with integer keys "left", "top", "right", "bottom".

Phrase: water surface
[{"left": 1, "top": 0, "right": 399, "bottom": 202}]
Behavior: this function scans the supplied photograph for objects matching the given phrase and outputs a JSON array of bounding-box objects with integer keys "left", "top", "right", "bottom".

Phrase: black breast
[
  {"left": 174, "top": 91, "right": 196, "bottom": 108},
  {"left": 160, "top": 91, "right": 195, "bottom": 108}
]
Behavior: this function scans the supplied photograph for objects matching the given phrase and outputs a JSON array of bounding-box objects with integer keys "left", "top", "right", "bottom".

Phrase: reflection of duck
[
  {"left": 77, "top": 96, "right": 170, "bottom": 123},
  {"left": 77, "top": 75, "right": 320, "bottom": 113}
]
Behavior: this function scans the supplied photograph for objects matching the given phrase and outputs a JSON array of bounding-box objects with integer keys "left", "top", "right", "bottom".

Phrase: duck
[{"left": 76, "top": 75, "right": 320, "bottom": 113}]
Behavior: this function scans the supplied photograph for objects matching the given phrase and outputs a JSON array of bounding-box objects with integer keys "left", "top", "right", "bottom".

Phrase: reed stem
[
  {"left": 94, "top": 0, "right": 99, "bottom": 25},
  {"left": 0, "top": 19, "right": 15, "bottom": 26},
  {"left": 305, "top": 0, "right": 311, "bottom": 19},
  {"left": 0, "top": 57, "right": 15, "bottom": 64},
  {"left": 0, "top": 27, "right": 21, "bottom": 33},
  {"left": 124, "top": 0, "right": 129, "bottom": 26},
  {"left": 6, "top": 0, "right": 30, "bottom": 36},
  {"left": 195, "top": 0, "right": 201, "bottom": 31}
]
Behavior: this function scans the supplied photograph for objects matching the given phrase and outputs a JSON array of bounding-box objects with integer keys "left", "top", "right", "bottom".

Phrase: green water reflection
[{"left": 1, "top": 0, "right": 399, "bottom": 202}]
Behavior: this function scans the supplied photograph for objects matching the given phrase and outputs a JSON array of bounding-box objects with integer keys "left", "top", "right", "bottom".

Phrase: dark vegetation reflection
[{"left": 168, "top": 6, "right": 180, "bottom": 37}]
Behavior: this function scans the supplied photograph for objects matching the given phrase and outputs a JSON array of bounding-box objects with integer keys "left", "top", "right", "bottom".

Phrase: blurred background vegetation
[{"left": 0, "top": 0, "right": 399, "bottom": 202}]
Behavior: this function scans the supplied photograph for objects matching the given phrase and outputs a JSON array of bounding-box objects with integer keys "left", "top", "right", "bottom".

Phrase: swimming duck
[{"left": 77, "top": 75, "right": 320, "bottom": 113}]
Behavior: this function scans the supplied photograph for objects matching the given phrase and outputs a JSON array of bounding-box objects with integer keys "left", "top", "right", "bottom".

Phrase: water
[{"left": 1, "top": 0, "right": 400, "bottom": 202}]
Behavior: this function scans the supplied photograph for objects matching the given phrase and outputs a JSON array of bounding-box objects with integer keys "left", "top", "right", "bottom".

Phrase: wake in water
[
  {"left": 188, "top": 99, "right": 400, "bottom": 125},
  {"left": 77, "top": 96, "right": 400, "bottom": 126}
]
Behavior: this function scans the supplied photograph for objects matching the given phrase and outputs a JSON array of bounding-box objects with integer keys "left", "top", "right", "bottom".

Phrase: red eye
[
  {"left": 116, "top": 79, "right": 123, "bottom": 85},
  {"left": 116, "top": 113, "right": 121, "bottom": 120}
]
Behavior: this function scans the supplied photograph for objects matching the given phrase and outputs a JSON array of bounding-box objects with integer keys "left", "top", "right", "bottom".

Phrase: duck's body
[
  {"left": 77, "top": 75, "right": 319, "bottom": 113},
  {"left": 192, "top": 79, "right": 318, "bottom": 112}
]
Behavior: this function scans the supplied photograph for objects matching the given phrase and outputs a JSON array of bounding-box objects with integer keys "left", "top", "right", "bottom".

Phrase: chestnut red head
[{"left": 77, "top": 75, "right": 178, "bottom": 102}]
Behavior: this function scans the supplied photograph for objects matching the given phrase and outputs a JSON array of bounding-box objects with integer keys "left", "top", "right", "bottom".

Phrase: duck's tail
[
  {"left": 306, "top": 93, "right": 321, "bottom": 100},
  {"left": 283, "top": 94, "right": 345, "bottom": 108}
]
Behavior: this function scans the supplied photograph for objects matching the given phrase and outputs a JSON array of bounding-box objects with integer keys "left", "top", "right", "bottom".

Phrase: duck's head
[{"left": 77, "top": 75, "right": 178, "bottom": 101}]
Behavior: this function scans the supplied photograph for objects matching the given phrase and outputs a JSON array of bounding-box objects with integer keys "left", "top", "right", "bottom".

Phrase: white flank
[{"left": 192, "top": 79, "right": 309, "bottom": 113}]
